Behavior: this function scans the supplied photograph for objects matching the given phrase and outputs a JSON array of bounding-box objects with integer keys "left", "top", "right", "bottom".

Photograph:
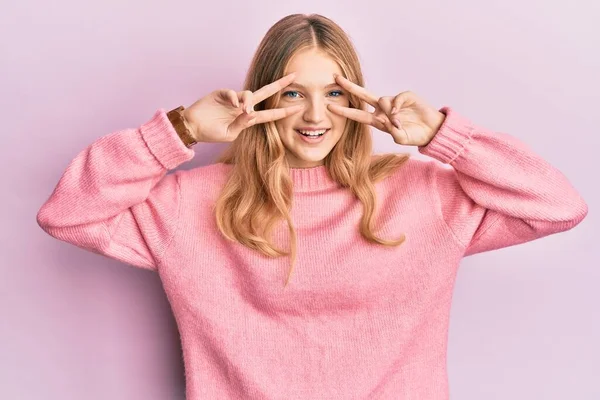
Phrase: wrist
[
  {"left": 167, "top": 106, "right": 198, "bottom": 148},
  {"left": 417, "top": 110, "right": 446, "bottom": 148},
  {"left": 429, "top": 111, "right": 445, "bottom": 136},
  {"left": 182, "top": 109, "right": 195, "bottom": 136}
]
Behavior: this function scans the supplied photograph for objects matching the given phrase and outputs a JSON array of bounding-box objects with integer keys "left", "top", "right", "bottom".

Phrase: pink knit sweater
[{"left": 36, "top": 106, "right": 588, "bottom": 399}]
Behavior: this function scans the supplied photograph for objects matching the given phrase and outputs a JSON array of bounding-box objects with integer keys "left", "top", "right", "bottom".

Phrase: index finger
[
  {"left": 249, "top": 104, "right": 303, "bottom": 125},
  {"left": 252, "top": 72, "right": 297, "bottom": 104},
  {"left": 334, "top": 74, "right": 379, "bottom": 109}
]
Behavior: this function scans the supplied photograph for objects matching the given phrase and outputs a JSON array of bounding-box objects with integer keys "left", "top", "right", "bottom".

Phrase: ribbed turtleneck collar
[{"left": 289, "top": 165, "right": 341, "bottom": 192}]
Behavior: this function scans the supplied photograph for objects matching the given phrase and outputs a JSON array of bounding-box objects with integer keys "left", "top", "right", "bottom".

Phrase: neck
[{"left": 289, "top": 164, "right": 340, "bottom": 192}]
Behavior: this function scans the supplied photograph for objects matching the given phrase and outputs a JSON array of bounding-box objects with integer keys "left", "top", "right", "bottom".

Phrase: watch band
[{"left": 167, "top": 106, "right": 197, "bottom": 148}]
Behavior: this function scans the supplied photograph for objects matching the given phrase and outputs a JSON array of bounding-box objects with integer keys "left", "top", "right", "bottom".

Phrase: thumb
[
  {"left": 227, "top": 111, "right": 256, "bottom": 138},
  {"left": 391, "top": 92, "right": 414, "bottom": 114}
]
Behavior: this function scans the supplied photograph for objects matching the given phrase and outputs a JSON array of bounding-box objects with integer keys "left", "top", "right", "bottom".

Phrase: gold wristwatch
[{"left": 167, "top": 106, "right": 197, "bottom": 148}]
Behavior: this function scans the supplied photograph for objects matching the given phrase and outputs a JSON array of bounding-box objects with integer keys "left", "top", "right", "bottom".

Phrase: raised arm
[
  {"left": 36, "top": 109, "right": 195, "bottom": 271},
  {"left": 419, "top": 107, "right": 588, "bottom": 257}
]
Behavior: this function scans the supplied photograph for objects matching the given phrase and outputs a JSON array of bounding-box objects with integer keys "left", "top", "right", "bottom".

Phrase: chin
[{"left": 287, "top": 150, "right": 330, "bottom": 168}]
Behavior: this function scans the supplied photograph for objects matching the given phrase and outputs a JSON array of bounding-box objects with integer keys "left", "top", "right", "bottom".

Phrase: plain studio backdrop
[{"left": 1, "top": 0, "right": 598, "bottom": 399}]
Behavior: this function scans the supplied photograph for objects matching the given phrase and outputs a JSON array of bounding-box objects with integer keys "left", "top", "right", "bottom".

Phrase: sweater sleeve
[
  {"left": 418, "top": 106, "right": 588, "bottom": 257},
  {"left": 36, "top": 109, "right": 195, "bottom": 271}
]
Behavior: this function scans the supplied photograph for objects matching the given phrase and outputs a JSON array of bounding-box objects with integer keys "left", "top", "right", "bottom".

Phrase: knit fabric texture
[{"left": 37, "top": 106, "right": 588, "bottom": 399}]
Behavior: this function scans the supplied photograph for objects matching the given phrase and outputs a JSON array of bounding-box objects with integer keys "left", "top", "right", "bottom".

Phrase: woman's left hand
[{"left": 327, "top": 74, "right": 446, "bottom": 147}]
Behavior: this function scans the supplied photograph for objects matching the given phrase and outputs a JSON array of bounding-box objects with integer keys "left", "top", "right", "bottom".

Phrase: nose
[{"left": 302, "top": 97, "right": 327, "bottom": 124}]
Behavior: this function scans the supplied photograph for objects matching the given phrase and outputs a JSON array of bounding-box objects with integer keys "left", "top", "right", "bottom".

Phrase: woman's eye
[
  {"left": 282, "top": 90, "right": 344, "bottom": 99},
  {"left": 282, "top": 91, "right": 299, "bottom": 98}
]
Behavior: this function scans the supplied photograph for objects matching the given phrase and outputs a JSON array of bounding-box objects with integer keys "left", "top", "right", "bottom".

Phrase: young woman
[{"left": 36, "top": 13, "right": 587, "bottom": 400}]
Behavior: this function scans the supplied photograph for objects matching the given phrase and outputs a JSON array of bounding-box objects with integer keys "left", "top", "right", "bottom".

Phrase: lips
[
  {"left": 295, "top": 129, "right": 330, "bottom": 144},
  {"left": 295, "top": 129, "right": 330, "bottom": 137}
]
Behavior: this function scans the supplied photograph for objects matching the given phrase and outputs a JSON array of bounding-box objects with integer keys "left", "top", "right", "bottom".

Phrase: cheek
[
  {"left": 277, "top": 110, "right": 302, "bottom": 129},
  {"left": 275, "top": 120, "right": 289, "bottom": 131},
  {"left": 275, "top": 120, "right": 295, "bottom": 139},
  {"left": 332, "top": 113, "right": 348, "bottom": 127}
]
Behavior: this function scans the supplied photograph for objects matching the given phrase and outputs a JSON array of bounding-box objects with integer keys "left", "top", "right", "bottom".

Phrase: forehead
[{"left": 284, "top": 48, "right": 343, "bottom": 88}]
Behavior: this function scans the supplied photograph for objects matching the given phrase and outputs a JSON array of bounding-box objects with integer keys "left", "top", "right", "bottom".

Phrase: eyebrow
[{"left": 285, "top": 82, "right": 341, "bottom": 90}]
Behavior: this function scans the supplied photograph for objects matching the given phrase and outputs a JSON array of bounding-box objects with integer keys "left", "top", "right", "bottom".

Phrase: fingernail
[
  {"left": 391, "top": 107, "right": 397, "bottom": 114},
  {"left": 392, "top": 118, "right": 402, "bottom": 129},
  {"left": 247, "top": 106, "right": 253, "bottom": 114}
]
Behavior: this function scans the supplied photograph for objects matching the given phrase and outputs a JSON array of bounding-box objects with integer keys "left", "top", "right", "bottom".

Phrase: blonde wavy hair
[{"left": 215, "top": 14, "right": 410, "bottom": 286}]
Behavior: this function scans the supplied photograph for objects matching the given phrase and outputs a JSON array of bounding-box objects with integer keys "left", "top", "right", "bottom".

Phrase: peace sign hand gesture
[
  {"left": 183, "top": 73, "right": 303, "bottom": 143},
  {"left": 327, "top": 74, "right": 446, "bottom": 147}
]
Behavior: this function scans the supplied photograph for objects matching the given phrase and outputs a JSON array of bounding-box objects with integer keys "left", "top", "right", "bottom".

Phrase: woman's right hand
[{"left": 182, "top": 73, "right": 303, "bottom": 143}]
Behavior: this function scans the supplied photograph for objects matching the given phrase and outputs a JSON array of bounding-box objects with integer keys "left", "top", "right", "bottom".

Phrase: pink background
[{"left": 2, "top": 1, "right": 598, "bottom": 399}]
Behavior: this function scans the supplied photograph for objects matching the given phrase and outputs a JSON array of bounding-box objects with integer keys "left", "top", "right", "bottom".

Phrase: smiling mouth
[{"left": 295, "top": 129, "right": 330, "bottom": 137}]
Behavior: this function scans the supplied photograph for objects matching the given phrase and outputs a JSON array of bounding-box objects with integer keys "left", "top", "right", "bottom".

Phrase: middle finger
[{"left": 327, "top": 103, "right": 385, "bottom": 128}]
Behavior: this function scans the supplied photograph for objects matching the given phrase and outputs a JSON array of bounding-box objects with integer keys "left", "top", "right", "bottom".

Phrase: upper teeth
[{"left": 299, "top": 129, "right": 327, "bottom": 136}]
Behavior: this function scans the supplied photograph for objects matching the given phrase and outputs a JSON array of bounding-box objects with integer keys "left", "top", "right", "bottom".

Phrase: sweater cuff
[
  {"left": 418, "top": 106, "right": 475, "bottom": 164},
  {"left": 139, "top": 109, "right": 195, "bottom": 170}
]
